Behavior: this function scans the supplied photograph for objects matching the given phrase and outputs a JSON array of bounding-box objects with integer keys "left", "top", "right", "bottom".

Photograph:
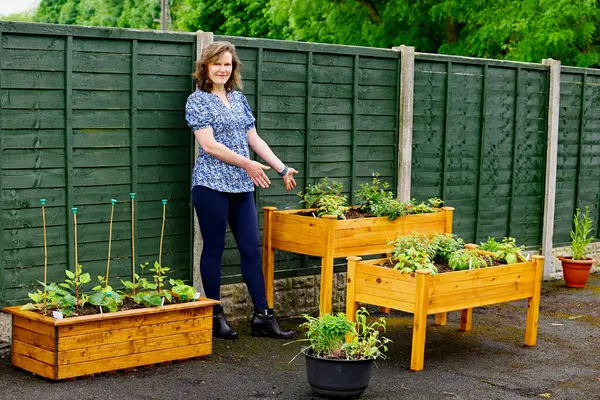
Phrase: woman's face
[{"left": 207, "top": 51, "right": 233, "bottom": 87}]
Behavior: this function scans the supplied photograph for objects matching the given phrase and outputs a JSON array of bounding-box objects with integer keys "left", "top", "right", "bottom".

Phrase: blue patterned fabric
[{"left": 185, "top": 90, "right": 256, "bottom": 193}]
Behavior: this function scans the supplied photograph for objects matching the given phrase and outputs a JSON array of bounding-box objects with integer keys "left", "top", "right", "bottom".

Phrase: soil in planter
[
  {"left": 30, "top": 296, "right": 193, "bottom": 317},
  {"left": 377, "top": 256, "right": 505, "bottom": 274},
  {"left": 295, "top": 209, "right": 374, "bottom": 219}
]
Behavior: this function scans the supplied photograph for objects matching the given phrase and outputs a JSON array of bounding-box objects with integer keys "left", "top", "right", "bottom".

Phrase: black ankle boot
[
  {"left": 250, "top": 308, "right": 295, "bottom": 339},
  {"left": 213, "top": 305, "right": 238, "bottom": 340}
]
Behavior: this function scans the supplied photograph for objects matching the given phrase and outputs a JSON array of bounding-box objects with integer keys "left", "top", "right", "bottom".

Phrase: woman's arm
[
  {"left": 195, "top": 127, "right": 271, "bottom": 188},
  {"left": 247, "top": 128, "right": 298, "bottom": 191}
]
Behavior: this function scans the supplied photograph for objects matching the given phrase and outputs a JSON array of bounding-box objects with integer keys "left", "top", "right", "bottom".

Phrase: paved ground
[{"left": 0, "top": 274, "right": 598, "bottom": 400}]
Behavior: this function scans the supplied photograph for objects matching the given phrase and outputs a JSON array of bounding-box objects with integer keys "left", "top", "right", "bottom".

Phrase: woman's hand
[
  {"left": 282, "top": 167, "right": 298, "bottom": 191},
  {"left": 244, "top": 160, "right": 271, "bottom": 188}
]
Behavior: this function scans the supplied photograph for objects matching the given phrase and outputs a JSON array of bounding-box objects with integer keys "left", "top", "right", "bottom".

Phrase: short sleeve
[
  {"left": 239, "top": 92, "right": 256, "bottom": 131},
  {"left": 185, "top": 94, "right": 212, "bottom": 131}
]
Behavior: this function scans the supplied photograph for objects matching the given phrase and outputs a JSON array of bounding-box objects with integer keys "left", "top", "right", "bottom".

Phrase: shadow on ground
[{"left": 0, "top": 275, "right": 598, "bottom": 400}]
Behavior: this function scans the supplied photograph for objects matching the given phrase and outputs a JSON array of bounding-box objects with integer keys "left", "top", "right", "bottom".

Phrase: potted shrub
[
  {"left": 263, "top": 175, "right": 454, "bottom": 315},
  {"left": 2, "top": 198, "right": 217, "bottom": 380},
  {"left": 558, "top": 207, "right": 597, "bottom": 288},
  {"left": 345, "top": 234, "right": 544, "bottom": 371},
  {"left": 294, "top": 308, "right": 390, "bottom": 398}
]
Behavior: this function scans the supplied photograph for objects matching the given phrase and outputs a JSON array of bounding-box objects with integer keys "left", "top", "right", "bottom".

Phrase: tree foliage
[{"left": 26, "top": 0, "right": 600, "bottom": 67}]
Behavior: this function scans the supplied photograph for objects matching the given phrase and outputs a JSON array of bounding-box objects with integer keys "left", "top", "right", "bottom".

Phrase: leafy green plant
[
  {"left": 430, "top": 233, "right": 464, "bottom": 261},
  {"left": 355, "top": 174, "right": 411, "bottom": 221},
  {"left": 479, "top": 237, "right": 524, "bottom": 264},
  {"left": 89, "top": 276, "right": 123, "bottom": 313},
  {"left": 392, "top": 247, "right": 438, "bottom": 275},
  {"left": 448, "top": 249, "right": 492, "bottom": 271},
  {"left": 297, "top": 308, "right": 391, "bottom": 361},
  {"left": 170, "top": 279, "right": 196, "bottom": 302},
  {"left": 570, "top": 206, "right": 594, "bottom": 260},
  {"left": 298, "top": 177, "right": 344, "bottom": 209},
  {"left": 298, "top": 177, "right": 349, "bottom": 219},
  {"left": 58, "top": 264, "right": 91, "bottom": 309}
]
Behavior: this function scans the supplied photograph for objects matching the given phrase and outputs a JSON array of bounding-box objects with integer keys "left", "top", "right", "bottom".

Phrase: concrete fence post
[
  {"left": 393, "top": 45, "right": 415, "bottom": 202},
  {"left": 192, "top": 31, "right": 214, "bottom": 295},
  {"left": 541, "top": 58, "right": 561, "bottom": 279}
]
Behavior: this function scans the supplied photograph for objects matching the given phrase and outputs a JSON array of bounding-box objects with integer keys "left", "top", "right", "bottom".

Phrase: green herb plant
[
  {"left": 293, "top": 307, "right": 390, "bottom": 361},
  {"left": 570, "top": 206, "right": 594, "bottom": 260},
  {"left": 479, "top": 237, "right": 525, "bottom": 264},
  {"left": 448, "top": 249, "right": 492, "bottom": 271},
  {"left": 58, "top": 264, "right": 90, "bottom": 309},
  {"left": 298, "top": 177, "right": 349, "bottom": 219},
  {"left": 89, "top": 276, "right": 123, "bottom": 312}
]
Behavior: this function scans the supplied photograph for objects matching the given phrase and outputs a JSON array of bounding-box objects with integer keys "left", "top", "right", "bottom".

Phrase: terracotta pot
[{"left": 558, "top": 256, "right": 596, "bottom": 288}]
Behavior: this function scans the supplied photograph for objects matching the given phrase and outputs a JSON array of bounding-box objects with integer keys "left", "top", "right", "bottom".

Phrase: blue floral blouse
[{"left": 185, "top": 90, "right": 256, "bottom": 193}]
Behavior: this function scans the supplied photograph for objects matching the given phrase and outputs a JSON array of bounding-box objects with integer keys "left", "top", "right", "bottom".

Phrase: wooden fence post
[
  {"left": 541, "top": 58, "right": 560, "bottom": 279},
  {"left": 192, "top": 31, "right": 214, "bottom": 295},
  {"left": 392, "top": 45, "right": 415, "bottom": 202}
]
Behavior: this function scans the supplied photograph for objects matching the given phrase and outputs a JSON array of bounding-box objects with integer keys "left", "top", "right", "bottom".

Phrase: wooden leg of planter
[
  {"left": 380, "top": 252, "right": 392, "bottom": 314},
  {"left": 319, "top": 256, "right": 334, "bottom": 316},
  {"left": 411, "top": 270, "right": 431, "bottom": 371},
  {"left": 525, "top": 255, "right": 544, "bottom": 346},
  {"left": 434, "top": 313, "right": 447, "bottom": 326},
  {"left": 262, "top": 207, "right": 276, "bottom": 308},
  {"left": 345, "top": 257, "right": 360, "bottom": 321},
  {"left": 460, "top": 308, "right": 473, "bottom": 331}
]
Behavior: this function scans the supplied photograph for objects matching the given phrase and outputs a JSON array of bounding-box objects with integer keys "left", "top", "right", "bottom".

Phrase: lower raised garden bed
[
  {"left": 345, "top": 255, "right": 544, "bottom": 371},
  {"left": 2, "top": 298, "right": 218, "bottom": 380}
]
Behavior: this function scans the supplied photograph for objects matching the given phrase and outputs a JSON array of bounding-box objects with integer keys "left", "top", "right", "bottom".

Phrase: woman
[{"left": 185, "top": 41, "right": 297, "bottom": 340}]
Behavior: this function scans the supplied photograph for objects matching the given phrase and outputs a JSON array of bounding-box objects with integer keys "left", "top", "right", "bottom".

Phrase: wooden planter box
[
  {"left": 2, "top": 298, "right": 218, "bottom": 380},
  {"left": 345, "top": 255, "right": 544, "bottom": 371},
  {"left": 262, "top": 206, "right": 454, "bottom": 315}
]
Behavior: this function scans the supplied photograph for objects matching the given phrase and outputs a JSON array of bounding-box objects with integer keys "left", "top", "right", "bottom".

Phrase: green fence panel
[
  {"left": 217, "top": 36, "right": 401, "bottom": 283},
  {"left": 554, "top": 67, "right": 600, "bottom": 245},
  {"left": 411, "top": 54, "right": 549, "bottom": 246},
  {"left": 0, "top": 22, "right": 196, "bottom": 306}
]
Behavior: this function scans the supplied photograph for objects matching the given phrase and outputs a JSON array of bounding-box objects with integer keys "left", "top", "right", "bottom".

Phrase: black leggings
[{"left": 191, "top": 185, "right": 268, "bottom": 310}]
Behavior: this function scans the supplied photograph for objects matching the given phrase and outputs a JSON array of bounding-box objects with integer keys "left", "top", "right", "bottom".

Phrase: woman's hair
[{"left": 193, "top": 41, "right": 243, "bottom": 92}]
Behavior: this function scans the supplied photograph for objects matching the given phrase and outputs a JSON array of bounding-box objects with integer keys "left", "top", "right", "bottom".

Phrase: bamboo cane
[
  {"left": 159, "top": 199, "right": 167, "bottom": 267},
  {"left": 40, "top": 199, "right": 47, "bottom": 304},
  {"left": 130, "top": 193, "right": 136, "bottom": 289},
  {"left": 106, "top": 199, "right": 117, "bottom": 287}
]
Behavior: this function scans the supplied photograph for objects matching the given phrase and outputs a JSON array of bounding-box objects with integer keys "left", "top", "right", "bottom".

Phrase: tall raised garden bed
[
  {"left": 262, "top": 206, "right": 454, "bottom": 315},
  {"left": 345, "top": 254, "right": 544, "bottom": 371},
  {"left": 2, "top": 298, "right": 218, "bottom": 380}
]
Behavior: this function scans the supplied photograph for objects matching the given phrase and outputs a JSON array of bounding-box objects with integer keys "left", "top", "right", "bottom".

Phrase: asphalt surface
[{"left": 0, "top": 274, "right": 598, "bottom": 400}]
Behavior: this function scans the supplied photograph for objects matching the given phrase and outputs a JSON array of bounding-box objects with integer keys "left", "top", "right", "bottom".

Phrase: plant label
[
  {"left": 161, "top": 297, "right": 165, "bottom": 306},
  {"left": 194, "top": 292, "right": 201, "bottom": 300},
  {"left": 99, "top": 307, "right": 103, "bottom": 314},
  {"left": 52, "top": 311, "right": 64, "bottom": 319}
]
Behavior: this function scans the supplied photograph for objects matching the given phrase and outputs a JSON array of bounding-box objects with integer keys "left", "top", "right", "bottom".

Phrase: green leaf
[
  {"left": 80, "top": 273, "right": 91, "bottom": 284},
  {"left": 65, "top": 270, "right": 75, "bottom": 280}
]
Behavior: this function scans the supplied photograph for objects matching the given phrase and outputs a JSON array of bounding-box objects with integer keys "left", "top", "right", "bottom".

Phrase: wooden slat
[
  {"left": 58, "top": 330, "right": 211, "bottom": 365},
  {"left": 13, "top": 339, "right": 55, "bottom": 365},
  {"left": 59, "top": 306, "right": 210, "bottom": 337},
  {"left": 12, "top": 353, "right": 55, "bottom": 380},
  {"left": 333, "top": 243, "right": 393, "bottom": 257},
  {"left": 12, "top": 326, "right": 56, "bottom": 352},
  {"left": 355, "top": 270, "right": 416, "bottom": 297},
  {"left": 333, "top": 224, "right": 443, "bottom": 247},
  {"left": 333, "top": 211, "right": 445, "bottom": 230},
  {"left": 271, "top": 239, "right": 326, "bottom": 257},
  {"left": 430, "top": 267, "right": 536, "bottom": 294},
  {"left": 57, "top": 341, "right": 211, "bottom": 379},
  {"left": 270, "top": 226, "right": 327, "bottom": 248},
  {"left": 58, "top": 315, "right": 210, "bottom": 350},
  {"left": 428, "top": 281, "right": 535, "bottom": 312},
  {"left": 13, "top": 315, "right": 56, "bottom": 338},
  {"left": 355, "top": 285, "right": 415, "bottom": 313}
]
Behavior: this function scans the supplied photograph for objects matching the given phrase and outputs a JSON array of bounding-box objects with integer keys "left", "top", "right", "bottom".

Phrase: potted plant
[
  {"left": 345, "top": 233, "right": 544, "bottom": 371},
  {"left": 263, "top": 175, "right": 454, "bottom": 315},
  {"left": 293, "top": 308, "right": 390, "bottom": 398},
  {"left": 559, "top": 207, "right": 597, "bottom": 288}
]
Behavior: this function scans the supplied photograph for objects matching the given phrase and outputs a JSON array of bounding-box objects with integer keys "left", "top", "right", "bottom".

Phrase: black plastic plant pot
[{"left": 304, "top": 351, "right": 374, "bottom": 398}]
